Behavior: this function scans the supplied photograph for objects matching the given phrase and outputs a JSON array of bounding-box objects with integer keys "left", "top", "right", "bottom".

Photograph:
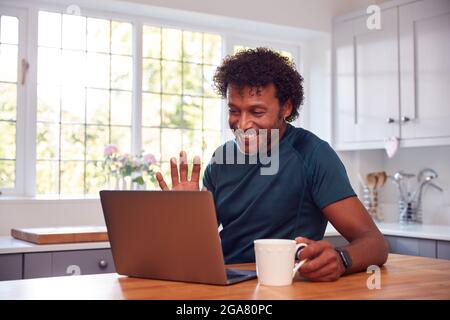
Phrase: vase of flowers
[{"left": 103, "top": 144, "right": 157, "bottom": 190}]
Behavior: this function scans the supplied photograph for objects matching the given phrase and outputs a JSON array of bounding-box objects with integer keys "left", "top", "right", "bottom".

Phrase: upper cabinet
[
  {"left": 333, "top": 0, "right": 450, "bottom": 150},
  {"left": 399, "top": 0, "right": 450, "bottom": 145}
]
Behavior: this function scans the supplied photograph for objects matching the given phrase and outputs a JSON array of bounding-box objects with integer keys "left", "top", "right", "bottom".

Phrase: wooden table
[{"left": 1, "top": 254, "right": 449, "bottom": 299}]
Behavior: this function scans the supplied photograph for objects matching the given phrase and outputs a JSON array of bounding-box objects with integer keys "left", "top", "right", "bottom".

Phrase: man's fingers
[
  {"left": 298, "top": 240, "right": 332, "bottom": 261},
  {"left": 156, "top": 172, "right": 169, "bottom": 191},
  {"left": 170, "top": 157, "right": 179, "bottom": 187},
  {"left": 295, "top": 237, "right": 313, "bottom": 245},
  {"left": 190, "top": 155, "right": 201, "bottom": 183},
  {"left": 179, "top": 151, "right": 188, "bottom": 182},
  {"left": 300, "top": 261, "right": 336, "bottom": 280},
  {"left": 299, "top": 249, "right": 334, "bottom": 274}
]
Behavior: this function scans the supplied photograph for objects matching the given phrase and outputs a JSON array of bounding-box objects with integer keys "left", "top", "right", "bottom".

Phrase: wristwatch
[{"left": 334, "top": 247, "right": 352, "bottom": 270}]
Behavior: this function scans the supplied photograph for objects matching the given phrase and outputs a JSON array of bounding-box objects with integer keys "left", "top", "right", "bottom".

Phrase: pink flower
[
  {"left": 104, "top": 144, "right": 118, "bottom": 156},
  {"left": 143, "top": 153, "right": 156, "bottom": 165},
  {"left": 132, "top": 158, "right": 141, "bottom": 168}
]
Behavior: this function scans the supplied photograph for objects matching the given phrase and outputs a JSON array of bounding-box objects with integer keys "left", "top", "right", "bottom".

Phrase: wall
[{"left": 124, "top": 0, "right": 386, "bottom": 32}]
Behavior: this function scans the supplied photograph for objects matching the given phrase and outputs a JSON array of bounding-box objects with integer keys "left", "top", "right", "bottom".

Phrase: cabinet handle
[
  {"left": 386, "top": 118, "right": 395, "bottom": 124},
  {"left": 401, "top": 116, "right": 411, "bottom": 123},
  {"left": 98, "top": 259, "right": 108, "bottom": 269}
]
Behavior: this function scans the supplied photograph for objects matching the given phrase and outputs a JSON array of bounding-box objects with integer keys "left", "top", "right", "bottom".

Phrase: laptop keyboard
[{"left": 226, "top": 268, "right": 251, "bottom": 279}]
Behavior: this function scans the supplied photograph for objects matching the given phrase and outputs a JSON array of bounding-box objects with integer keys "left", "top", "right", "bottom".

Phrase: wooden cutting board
[{"left": 11, "top": 226, "right": 109, "bottom": 244}]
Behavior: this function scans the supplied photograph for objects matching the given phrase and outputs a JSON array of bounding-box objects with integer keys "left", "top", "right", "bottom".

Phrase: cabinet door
[
  {"left": 385, "top": 235, "right": 436, "bottom": 258},
  {"left": 399, "top": 0, "right": 450, "bottom": 142},
  {"left": 437, "top": 241, "right": 450, "bottom": 260},
  {"left": 0, "top": 254, "right": 23, "bottom": 281},
  {"left": 334, "top": 7, "right": 400, "bottom": 148},
  {"left": 52, "top": 249, "right": 115, "bottom": 277},
  {"left": 23, "top": 252, "right": 52, "bottom": 279}
]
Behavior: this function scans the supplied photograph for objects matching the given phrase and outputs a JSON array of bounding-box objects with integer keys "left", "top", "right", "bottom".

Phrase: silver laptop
[{"left": 100, "top": 190, "right": 257, "bottom": 285}]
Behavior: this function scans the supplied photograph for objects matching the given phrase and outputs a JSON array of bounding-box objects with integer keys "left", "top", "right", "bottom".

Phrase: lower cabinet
[
  {"left": 325, "top": 234, "right": 450, "bottom": 260},
  {"left": 0, "top": 254, "right": 23, "bottom": 281},
  {"left": 23, "top": 249, "right": 115, "bottom": 280}
]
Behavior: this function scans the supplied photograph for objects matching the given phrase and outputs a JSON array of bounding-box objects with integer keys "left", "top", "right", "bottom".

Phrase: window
[
  {"left": 0, "top": 3, "right": 301, "bottom": 198},
  {"left": 0, "top": 13, "right": 20, "bottom": 193},
  {"left": 141, "top": 26, "right": 223, "bottom": 183},
  {"left": 36, "top": 11, "right": 133, "bottom": 195}
]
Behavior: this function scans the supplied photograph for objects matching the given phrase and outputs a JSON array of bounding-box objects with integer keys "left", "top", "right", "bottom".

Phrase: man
[{"left": 155, "top": 48, "right": 388, "bottom": 282}]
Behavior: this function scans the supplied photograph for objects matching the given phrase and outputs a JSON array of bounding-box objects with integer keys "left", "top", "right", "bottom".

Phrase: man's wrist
[{"left": 335, "top": 247, "right": 352, "bottom": 273}]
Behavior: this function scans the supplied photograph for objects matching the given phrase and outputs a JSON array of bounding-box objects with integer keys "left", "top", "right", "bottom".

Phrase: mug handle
[{"left": 292, "top": 243, "right": 308, "bottom": 279}]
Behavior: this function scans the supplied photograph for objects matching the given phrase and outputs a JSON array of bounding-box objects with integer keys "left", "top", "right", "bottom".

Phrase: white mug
[{"left": 254, "top": 239, "right": 308, "bottom": 286}]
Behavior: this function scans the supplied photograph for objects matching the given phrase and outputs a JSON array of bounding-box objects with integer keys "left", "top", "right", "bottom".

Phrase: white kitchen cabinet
[
  {"left": 334, "top": 7, "right": 400, "bottom": 149},
  {"left": 333, "top": 0, "right": 450, "bottom": 150},
  {"left": 399, "top": 0, "right": 450, "bottom": 146}
]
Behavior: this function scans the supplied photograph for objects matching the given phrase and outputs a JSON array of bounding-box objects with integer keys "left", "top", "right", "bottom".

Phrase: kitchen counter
[
  {"left": 326, "top": 222, "right": 450, "bottom": 241},
  {"left": 1, "top": 254, "right": 449, "bottom": 299},
  {"left": 0, "top": 236, "right": 110, "bottom": 254},
  {"left": 1, "top": 222, "right": 449, "bottom": 254}
]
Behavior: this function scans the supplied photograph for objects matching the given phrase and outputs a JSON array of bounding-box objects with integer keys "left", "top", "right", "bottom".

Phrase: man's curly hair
[{"left": 213, "top": 47, "right": 304, "bottom": 122}]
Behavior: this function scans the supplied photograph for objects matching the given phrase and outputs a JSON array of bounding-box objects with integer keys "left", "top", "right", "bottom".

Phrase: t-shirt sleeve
[
  {"left": 202, "top": 162, "right": 215, "bottom": 194},
  {"left": 309, "top": 142, "right": 356, "bottom": 210}
]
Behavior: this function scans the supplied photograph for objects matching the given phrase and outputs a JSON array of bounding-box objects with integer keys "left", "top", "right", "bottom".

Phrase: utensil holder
[{"left": 399, "top": 200, "right": 421, "bottom": 224}]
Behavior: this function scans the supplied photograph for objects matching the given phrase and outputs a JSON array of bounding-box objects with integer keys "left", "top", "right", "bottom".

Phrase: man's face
[{"left": 227, "top": 84, "right": 292, "bottom": 154}]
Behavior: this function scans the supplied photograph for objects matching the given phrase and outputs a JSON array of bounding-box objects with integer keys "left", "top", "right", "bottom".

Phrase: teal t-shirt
[{"left": 202, "top": 124, "right": 356, "bottom": 264}]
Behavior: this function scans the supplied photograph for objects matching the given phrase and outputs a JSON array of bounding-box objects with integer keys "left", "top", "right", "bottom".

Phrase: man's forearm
[{"left": 341, "top": 231, "right": 388, "bottom": 275}]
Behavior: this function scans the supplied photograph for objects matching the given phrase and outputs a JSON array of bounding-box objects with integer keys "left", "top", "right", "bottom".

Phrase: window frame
[
  {"left": 0, "top": 5, "right": 28, "bottom": 196},
  {"left": 0, "top": 0, "right": 304, "bottom": 198}
]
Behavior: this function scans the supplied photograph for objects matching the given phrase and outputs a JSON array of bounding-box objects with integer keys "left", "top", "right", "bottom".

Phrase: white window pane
[
  {"left": 161, "top": 128, "right": 181, "bottom": 162},
  {"left": 36, "top": 160, "right": 59, "bottom": 194},
  {"left": 0, "top": 121, "right": 15, "bottom": 159},
  {"left": 87, "top": 18, "right": 110, "bottom": 53},
  {"left": 161, "top": 94, "right": 182, "bottom": 127},
  {"left": 142, "top": 58, "right": 161, "bottom": 92},
  {"left": 38, "top": 11, "right": 61, "bottom": 48},
  {"left": 161, "top": 61, "right": 182, "bottom": 94},
  {"left": 111, "top": 55, "right": 132, "bottom": 90},
  {"left": 60, "top": 124, "right": 85, "bottom": 160},
  {"left": 183, "top": 31, "right": 202, "bottom": 63},
  {"left": 110, "top": 126, "right": 131, "bottom": 154},
  {"left": 0, "top": 82, "right": 17, "bottom": 121},
  {"left": 143, "top": 25, "right": 161, "bottom": 59},
  {"left": 203, "top": 65, "right": 218, "bottom": 97},
  {"left": 162, "top": 28, "right": 182, "bottom": 61},
  {"left": 61, "top": 50, "right": 86, "bottom": 87},
  {"left": 0, "top": 44, "right": 18, "bottom": 82},
  {"left": 86, "top": 52, "right": 110, "bottom": 88},
  {"left": 203, "top": 98, "right": 222, "bottom": 130},
  {"left": 182, "top": 129, "right": 203, "bottom": 161},
  {"left": 86, "top": 160, "right": 107, "bottom": 194},
  {"left": 142, "top": 92, "right": 161, "bottom": 127},
  {"left": 0, "top": 159, "right": 15, "bottom": 189},
  {"left": 142, "top": 128, "right": 161, "bottom": 160},
  {"left": 203, "top": 131, "right": 221, "bottom": 160},
  {"left": 111, "top": 21, "right": 132, "bottom": 55},
  {"left": 203, "top": 33, "right": 222, "bottom": 65},
  {"left": 62, "top": 14, "right": 86, "bottom": 50},
  {"left": 60, "top": 161, "right": 85, "bottom": 194},
  {"left": 36, "top": 122, "right": 60, "bottom": 160},
  {"left": 38, "top": 47, "right": 61, "bottom": 85},
  {"left": 1, "top": 16, "right": 19, "bottom": 45},
  {"left": 61, "top": 86, "right": 85, "bottom": 123},
  {"left": 182, "top": 96, "right": 202, "bottom": 129},
  {"left": 110, "top": 90, "right": 132, "bottom": 126},
  {"left": 37, "top": 85, "right": 60, "bottom": 122},
  {"left": 86, "top": 125, "right": 109, "bottom": 161},
  {"left": 183, "top": 62, "right": 203, "bottom": 96},
  {"left": 86, "top": 88, "right": 109, "bottom": 124}
]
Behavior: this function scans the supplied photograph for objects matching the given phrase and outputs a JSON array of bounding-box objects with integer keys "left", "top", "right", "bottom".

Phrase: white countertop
[
  {"left": 325, "top": 222, "right": 450, "bottom": 241},
  {"left": 0, "top": 237, "right": 110, "bottom": 254},
  {"left": 1, "top": 222, "right": 449, "bottom": 254}
]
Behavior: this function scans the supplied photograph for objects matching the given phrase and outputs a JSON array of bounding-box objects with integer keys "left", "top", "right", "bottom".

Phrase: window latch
[{"left": 21, "top": 58, "right": 30, "bottom": 85}]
